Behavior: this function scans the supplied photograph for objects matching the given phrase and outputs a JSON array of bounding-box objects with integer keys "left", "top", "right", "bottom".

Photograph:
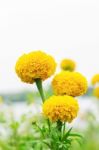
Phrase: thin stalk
[
  {"left": 47, "top": 119, "right": 51, "bottom": 132},
  {"left": 62, "top": 122, "right": 66, "bottom": 138},
  {"left": 35, "top": 78, "right": 51, "bottom": 133},
  {"left": 34, "top": 123, "right": 45, "bottom": 138},
  {"left": 35, "top": 78, "right": 45, "bottom": 102},
  {"left": 57, "top": 120, "right": 62, "bottom": 132}
]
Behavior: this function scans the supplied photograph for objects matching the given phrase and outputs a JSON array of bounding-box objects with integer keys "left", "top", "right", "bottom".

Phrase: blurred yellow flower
[
  {"left": 52, "top": 71, "right": 88, "bottom": 97},
  {"left": 43, "top": 95, "right": 79, "bottom": 122},
  {"left": 93, "top": 87, "right": 99, "bottom": 98},
  {"left": 60, "top": 58, "right": 76, "bottom": 71},
  {"left": 0, "top": 96, "right": 4, "bottom": 104},
  {"left": 91, "top": 74, "right": 99, "bottom": 85},
  {"left": 15, "top": 51, "right": 56, "bottom": 83}
]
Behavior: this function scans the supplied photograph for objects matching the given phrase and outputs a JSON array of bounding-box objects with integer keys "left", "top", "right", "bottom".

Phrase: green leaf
[
  {"left": 69, "top": 133, "right": 84, "bottom": 139},
  {"left": 63, "top": 127, "right": 73, "bottom": 139}
]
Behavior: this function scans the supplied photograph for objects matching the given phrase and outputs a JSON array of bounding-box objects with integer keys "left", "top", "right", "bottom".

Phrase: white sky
[{"left": 0, "top": 0, "right": 99, "bottom": 93}]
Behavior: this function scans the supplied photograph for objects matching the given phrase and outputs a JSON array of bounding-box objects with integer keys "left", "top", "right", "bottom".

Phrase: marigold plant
[
  {"left": 93, "top": 87, "right": 99, "bottom": 99},
  {"left": 91, "top": 74, "right": 99, "bottom": 85},
  {"left": 52, "top": 71, "right": 88, "bottom": 97},
  {"left": 60, "top": 58, "right": 76, "bottom": 71},
  {"left": 15, "top": 51, "right": 87, "bottom": 150}
]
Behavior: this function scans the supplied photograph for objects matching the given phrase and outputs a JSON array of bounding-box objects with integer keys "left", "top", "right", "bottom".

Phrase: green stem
[
  {"left": 57, "top": 120, "right": 62, "bottom": 132},
  {"left": 47, "top": 119, "right": 51, "bottom": 132},
  {"left": 34, "top": 122, "right": 45, "bottom": 138},
  {"left": 35, "top": 78, "right": 51, "bottom": 137},
  {"left": 62, "top": 122, "right": 66, "bottom": 137},
  {"left": 35, "top": 78, "right": 45, "bottom": 102}
]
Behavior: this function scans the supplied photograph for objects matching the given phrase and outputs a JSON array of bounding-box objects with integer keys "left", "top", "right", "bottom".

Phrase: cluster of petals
[
  {"left": 15, "top": 51, "right": 56, "bottom": 83},
  {"left": 43, "top": 95, "right": 79, "bottom": 122},
  {"left": 52, "top": 71, "right": 88, "bottom": 97},
  {"left": 61, "top": 58, "right": 76, "bottom": 71}
]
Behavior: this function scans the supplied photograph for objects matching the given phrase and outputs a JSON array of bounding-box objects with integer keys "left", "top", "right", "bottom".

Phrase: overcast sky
[{"left": 0, "top": 0, "right": 99, "bottom": 93}]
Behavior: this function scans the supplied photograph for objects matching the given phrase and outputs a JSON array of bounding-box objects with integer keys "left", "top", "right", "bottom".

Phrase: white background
[{"left": 0, "top": 0, "right": 99, "bottom": 93}]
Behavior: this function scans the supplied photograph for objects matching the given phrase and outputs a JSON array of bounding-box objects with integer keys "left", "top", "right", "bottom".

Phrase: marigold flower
[
  {"left": 91, "top": 74, "right": 99, "bottom": 85},
  {"left": 60, "top": 59, "right": 76, "bottom": 71},
  {"left": 15, "top": 51, "right": 56, "bottom": 83},
  {"left": 52, "top": 71, "right": 88, "bottom": 97},
  {"left": 93, "top": 87, "right": 99, "bottom": 99},
  {"left": 43, "top": 95, "right": 79, "bottom": 122}
]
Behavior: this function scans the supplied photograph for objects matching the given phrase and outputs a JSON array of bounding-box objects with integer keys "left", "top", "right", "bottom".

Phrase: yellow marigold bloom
[
  {"left": 52, "top": 71, "right": 88, "bottom": 97},
  {"left": 15, "top": 51, "right": 56, "bottom": 83},
  {"left": 43, "top": 95, "right": 79, "bottom": 122},
  {"left": 60, "top": 59, "right": 76, "bottom": 71},
  {"left": 91, "top": 74, "right": 99, "bottom": 85},
  {"left": 93, "top": 87, "right": 99, "bottom": 98}
]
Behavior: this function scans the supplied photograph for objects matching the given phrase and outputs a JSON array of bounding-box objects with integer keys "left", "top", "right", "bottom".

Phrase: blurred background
[
  {"left": 0, "top": 0, "right": 99, "bottom": 150},
  {"left": 0, "top": 0, "right": 99, "bottom": 93}
]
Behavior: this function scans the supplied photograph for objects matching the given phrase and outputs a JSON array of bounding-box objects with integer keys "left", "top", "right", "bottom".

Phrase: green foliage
[
  {"left": 0, "top": 111, "right": 82, "bottom": 150},
  {"left": 0, "top": 108, "right": 99, "bottom": 150},
  {"left": 31, "top": 120, "right": 83, "bottom": 150}
]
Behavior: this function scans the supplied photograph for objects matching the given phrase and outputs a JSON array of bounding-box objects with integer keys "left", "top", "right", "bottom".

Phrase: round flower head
[
  {"left": 52, "top": 71, "right": 88, "bottom": 97},
  {"left": 43, "top": 95, "right": 79, "bottom": 122},
  {"left": 93, "top": 87, "right": 99, "bottom": 99},
  {"left": 91, "top": 74, "right": 99, "bottom": 85},
  {"left": 15, "top": 51, "right": 56, "bottom": 83},
  {"left": 60, "top": 59, "right": 76, "bottom": 71}
]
